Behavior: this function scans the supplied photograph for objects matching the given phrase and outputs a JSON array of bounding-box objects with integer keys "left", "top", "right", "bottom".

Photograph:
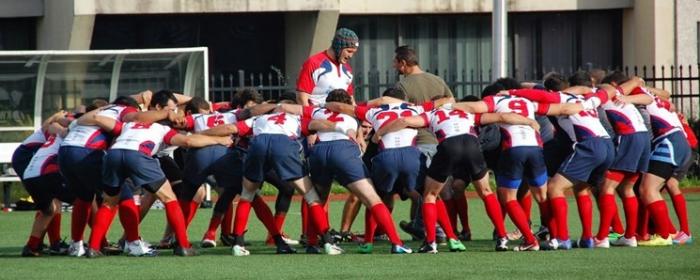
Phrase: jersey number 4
[{"left": 268, "top": 113, "right": 287, "bottom": 125}]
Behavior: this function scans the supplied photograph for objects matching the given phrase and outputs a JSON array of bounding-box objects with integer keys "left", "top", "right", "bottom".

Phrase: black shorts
[
  {"left": 23, "top": 173, "right": 74, "bottom": 212},
  {"left": 427, "top": 134, "right": 488, "bottom": 183}
]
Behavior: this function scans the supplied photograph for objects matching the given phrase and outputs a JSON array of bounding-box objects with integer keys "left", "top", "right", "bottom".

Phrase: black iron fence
[{"left": 210, "top": 64, "right": 700, "bottom": 119}]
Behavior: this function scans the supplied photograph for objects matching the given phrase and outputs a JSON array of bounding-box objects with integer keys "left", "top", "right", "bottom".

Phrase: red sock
[
  {"left": 164, "top": 201, "right": 191, "bottom": 248},
  {"left": 370, "top": 203, "right": 402, "bottom": 245},
  {"left": 47, "top": 213, "right": 62, "bottom": 245},
  {"left": 647, "top": 200, "right": 672, "bottom": 238},
  {"left": 423, "top": 202, "right": 437, "bottom": 243},
  {"left": 538, "top": 200, "right": 558, "bottom": 239},
  {"left": 671, "top": 194, "right": 690, "bottom": 234},
  {"left": 638, "top": 202, "right": 650, "bottom": 239},
  {"left": 309, "top": 204, "right": 330, "bottom": 235},
  {"left": 506, "top": 200, "right": 536, "bottom": 243},
  {"left": 436, "top": 200, "right": 458, "bottom": 240},
  {"left": 443, "top": 198, "right": 458, "bottom": 232},
  {"left": 203, "top": 215, "right": 222, "bottom": 241},
  {"left": 454, "top": 193, "right": 470, "bottom": 232},
  {"left": 71, "top": 199, "right": 92, "bottom": 242},
  {"left": 363, "top": 208, "right": 376, "bottom": 244},
  {"left": 233, "top": 200, "right": 252, "bottom": 236},
  {"left": 88, "top": 205, "right": 118, "bottom": 250},
  {"left": 178, "top": 200, "right": 199, "bottom": 227},
  {"left": 483, "top": 194, "right": 507, "bottom": 238},
  {"left": 596, "top": 194, "right": 616, "bottom": 240},
  {"left": 622, "top": 196, "right": 639, "bottom": 239},
  {"left": 550, "top": 197, "right": 569, "bottom": 240},
  {"left": 222, "top": 204, "right": 233, "bottom": 236},
  {"left": 118, "top": 199, "right": 140, "bottom": 242},
  {"left": 519, "top": 194, "right": 532, "bottom": 224},
  {"left": 307, "top": 213, "right": 320, "bottom": 246},
  {"left": 274, "top": 213, "right": 287, "bottom": 233},
  {"left": 611, "top": 208, "right": 625, "bottom": 234},
  {"left": 576, "top": 195, "right": 593, "bottom": 239},
  {"left": 252, "top": 197, "right": 280, "bottom": 236},
  {"left": 27, "top": 235, "right": 42, "bottom": 250}
]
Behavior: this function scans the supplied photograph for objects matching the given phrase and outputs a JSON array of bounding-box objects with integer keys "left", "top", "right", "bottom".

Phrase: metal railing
[{"left": 210, "top": 65, "right": 700, "bottom": 119}]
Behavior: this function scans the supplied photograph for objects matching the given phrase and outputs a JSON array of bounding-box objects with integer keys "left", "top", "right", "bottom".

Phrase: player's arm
[
  {"left": 615, "top": 92, "right": 654, "bottom": 105},
  {"left": 507, "top": 88, "right": 562, "bottom": 103},
  {"left": 308, "top": 119, "right": 337, "bottom": 133},
  {"left": 130, "top": 89, "right": 153, "bottom": 106},
  {"left": 646, "top": 87, "right": 671, "bottom": 101},
  {"left": 617, "top": 76, "right": 645, "bottom": 95},
  {"left": 432, "top": 96, "right": 456, "bottom": 108},
  {"left": 199, "top": 123, "right": 238, "bottom": 137},
  {"left": 46, "top": 122, "right": 69, "bottom": 138},
  {"left": 325, "top": 102, "right": 357, "bottom": 116},
  {"left": 449, "top": 101, "right": 490, "bottom": 113},
  {"left": 236, "top": 103, "right": 277, "bottom": 120},
  {"left": 41, "top": 110, "right": 68, "bottom": 132},
  {"left": 374, "top": 115, "right": 427, "bottom": 139},
  {"left": 545, "top": 103, "right": 584, "bottom": 116},
  {"left": 365, "top": 96, "right": 405, "bottom": 107},
  {"left": 561, "top": 86, "right": 592, "bottom": 95},
  {"left": 124, "top": 109, "right": 173, "bottom": 123},
  {"left": 297, "top": 92, "right": 311, "bottom": 106},
  {"left": 481, "top": 112, "right": 540, "bottom": 131},
  {"left": 275, "top": 103, "right": 304, "bottom": 115},
  {"left": 170, "top": 134, "right": 233, "bottom": 148}
]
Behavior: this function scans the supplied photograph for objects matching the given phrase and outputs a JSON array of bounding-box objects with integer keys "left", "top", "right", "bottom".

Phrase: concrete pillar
[
  {"left": 622, "top": 0, "right": 674, "bottom": 68},
  {"left": 37, "top": 0, "right": 94, "bottom": 50},
  {"left": 284, "top": 10, "right": 339, "bottom": 85}
]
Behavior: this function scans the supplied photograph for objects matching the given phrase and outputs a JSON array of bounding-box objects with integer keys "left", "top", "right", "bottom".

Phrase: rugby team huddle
[{"left": 12, "top": 28, "right": 696, "bottom": 258}]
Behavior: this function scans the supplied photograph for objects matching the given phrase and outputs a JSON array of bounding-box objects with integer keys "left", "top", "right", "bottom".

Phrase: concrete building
[{"left": 0, "top": 0, "right": 698, "bottom": 98}]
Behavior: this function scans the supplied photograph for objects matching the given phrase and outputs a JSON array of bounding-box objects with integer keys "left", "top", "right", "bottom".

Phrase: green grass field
[{"left": 1, "top": 194, "right": 699, "bottom": 279}]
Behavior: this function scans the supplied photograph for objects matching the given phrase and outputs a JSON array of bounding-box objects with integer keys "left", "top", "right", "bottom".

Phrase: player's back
[
  {"left": 484, "top": 95, "right": 544, "bottom": 148},
  {"left": 63, "top": 104, "right": 136, "bottom": 149},
  {"left": 308, "top": 107, "right": 357, "bottom": 142},
  {"left": 366, "top": 103, "right": 424, "bottom": 149},
  {"left": 110, "top": 122, "right": 177, "bottom": 156},
  {"left": 24, "top": 135, "right": 63, "bottom": 179}
]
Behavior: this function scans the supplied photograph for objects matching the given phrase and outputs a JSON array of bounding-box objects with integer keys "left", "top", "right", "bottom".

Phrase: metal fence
[{"left": 209, "top": 64, "right": 700, "bottom": 119}]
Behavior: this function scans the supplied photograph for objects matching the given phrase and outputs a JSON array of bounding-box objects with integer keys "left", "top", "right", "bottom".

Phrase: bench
[{"left": 0, "top": 143, "right": 21, "bottom": 211}]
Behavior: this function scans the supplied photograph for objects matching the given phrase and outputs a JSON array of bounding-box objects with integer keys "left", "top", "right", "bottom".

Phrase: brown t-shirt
[{"left": 395, "top": 72, "right": 453, "bottom": 145}]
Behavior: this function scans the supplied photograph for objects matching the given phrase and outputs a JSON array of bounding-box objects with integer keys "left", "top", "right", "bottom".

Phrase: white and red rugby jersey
[
  {"left": 635, "top": 87, "right": 683, "bottom": 139},
  {"left": 20, "top": 129, "right": 48, "bottom": 148},
  {"left": 302, "top": 106, "right": 358, "bottom": 142},
  {"left": 62, "top": 104, "right": 138, "bottom": 149},
  {"left": 296, "top": 51, "right": 354, "bottom": 106},
  {"left": 510, "top": 89, "right": 609, "bottom": 142},
  {"left": 355, "top": 102, "right": 434, "bottom": 149},
  {"left": 600, "top": 88, "right": 648, "bottom": 135},
  {"left": 184, "top": 109, "right": 239, "bottom": 133},
  {"left": 235, "top": 112, "right": 312, "bottom": 139},
  {"left": 109, "top": 122, "right": 178, "bottom": 156},
  {"left": 420, "top": 107, "right": 480, "bottom": 143},
  {"left": 23, "top": 135, "right": 63, "bottom": 179},
  {"left": 483, "top": 95, "right": 550, "bottom": 148}
]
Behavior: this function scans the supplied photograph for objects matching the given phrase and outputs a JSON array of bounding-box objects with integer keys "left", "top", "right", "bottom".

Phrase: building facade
[{"left": 0, "top": 0, "right": 697, "bottom": 99}]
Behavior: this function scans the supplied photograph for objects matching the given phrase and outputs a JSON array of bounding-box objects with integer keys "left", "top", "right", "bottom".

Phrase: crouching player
[
  {"left": 376, "top": 100, "right": 543, "bottom": 252},
  {"left": 277, "top": 89, "right": 412, "bottom": 254},
  {"left": 78, "top": 106, "right": 232, "bottom": 257},
  {"left": 20, "top": 116, "right": 74, "bottom": 257},
  {"left": 226, "top": 101, "right": 347, "bottom": 256}
]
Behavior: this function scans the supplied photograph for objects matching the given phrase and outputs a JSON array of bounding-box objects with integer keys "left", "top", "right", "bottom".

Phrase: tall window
[
  {"left": 339, "top": 10, "right": 621, "bottom": 99},
  {"left": 339, "top": 15, "right": 492, "bottom": 99}
]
